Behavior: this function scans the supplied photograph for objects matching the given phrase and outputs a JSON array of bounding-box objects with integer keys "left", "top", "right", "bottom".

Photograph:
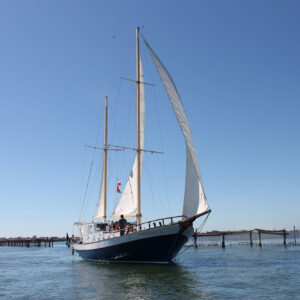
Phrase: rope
[
  {"left": 78, "top": 93, "right": 104, "bottom": 220},
  {"left": 143, "top": 158, "right": 163, "bottom": 218},
  {"left": 79, "top": 161, "right": 94, "bottom": 221},
  {"left": 175, "top": 241, "right": 191, "bottom": 259},
  {"left": 196, "top": 212, "right": 211, "bottom": 232}
]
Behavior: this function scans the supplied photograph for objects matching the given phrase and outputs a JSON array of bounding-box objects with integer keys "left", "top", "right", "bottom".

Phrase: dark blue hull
[{"left": 75, "top": 227, "right": 191, "bottom": 263}]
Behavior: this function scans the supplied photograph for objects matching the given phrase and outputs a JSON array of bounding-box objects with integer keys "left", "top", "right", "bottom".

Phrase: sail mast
[
  {"left": 103, "top": 96, "right": 108, "bottom": 221},
  {"left": 136, "top": 27, "right": 142, "bottom": 226}
]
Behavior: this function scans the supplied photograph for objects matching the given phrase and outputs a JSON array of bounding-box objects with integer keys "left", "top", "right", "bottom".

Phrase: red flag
[{"left": 116, "top": 181, "right": 121, "bottom": 193}]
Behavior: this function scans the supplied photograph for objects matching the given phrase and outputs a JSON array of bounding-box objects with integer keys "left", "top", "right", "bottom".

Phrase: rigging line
[
  {"left": 143, "top": 158, "right": 156, "bottom": 216},
  {"left": 78, "top": 148, "right": 87, "bottom": 219},
  {"left": 80, "top": 150, "right": 101, "bottom": 221},
  {"left": 82, "top": 162, "right": 97, "bottom": 218},
  {"left": 104, "top": 80, "right": 125, "bottom": 209},
  {"left": 79, "top": 98, "right": 104, "bottom": 219},
  {"left": 174, "top": 242, "right": 190, "bottom": 259},
  {"left": 140, "top": 38, "right": 171, "bottom": 214},
  {"left": 115, "top": 88, "right": 135, "bottom": 148},
  {"left": 176, "top": 213, "right": 211, "bottom": 259},
  {"left": 110, "top": 42, "right": 132, "bottom": 149},
  {"left": 106, "top": 36, "right": 132, "bottom": 99},
  {"left": 79, "top": 161, "right": 94, "bottom": 221},
  {"left": 143, "top": 159, "right": 164, "bottom": 218},
  {"left": 78, "top": 98, "right": 104, "bottom": 219},
  {"left": 196, "top": 212, "right": 211, "bottom": 233},
  {"left": 81, "top": 143, "right": 103, "bottom": 220},
  {"left": 143, "top": 156, "right": 167, "bottom": 217},
  {"left": 108, "top": 80, "right": 134, "bottom": 192},
  {"left": 82, "top": 158, "right": 102, "bottom": 220}
]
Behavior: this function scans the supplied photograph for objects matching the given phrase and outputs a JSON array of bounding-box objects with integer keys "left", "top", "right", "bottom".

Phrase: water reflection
[{"left": 72, "top": 260, "right": 207, "bottom": 299}]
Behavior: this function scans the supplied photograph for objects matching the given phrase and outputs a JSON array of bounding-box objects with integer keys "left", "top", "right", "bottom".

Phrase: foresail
[
  {"left": 93, "top": 165, "right": 105, "bottom": 219},
  {"left": 144, "top": 38, "right": 209, "bottom": 219},
  {"left": 112, "top": 57, "right": 145, "bottom": 218}
]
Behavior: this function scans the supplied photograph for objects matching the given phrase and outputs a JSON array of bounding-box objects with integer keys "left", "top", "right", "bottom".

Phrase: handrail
[
  {"left": 75, "top": 213, "right": 210, "bottom": 244},
  {"left": 79, "top": 215, "right": 185, "bottom": 237},
  {"left": 76, "top": 215, "right": 206, "bottom": 240},
  {"left": 139, "top": 215, "right": 184, "bottom": 227}
]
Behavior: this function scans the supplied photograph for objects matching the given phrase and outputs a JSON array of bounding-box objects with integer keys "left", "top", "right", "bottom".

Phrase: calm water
[{"left": 1, "top": 244, "right": 300, "bottom": 299}]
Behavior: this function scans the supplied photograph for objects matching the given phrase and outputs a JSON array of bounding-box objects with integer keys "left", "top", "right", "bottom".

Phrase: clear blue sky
[{"left": 1, "top": 0, "right": 299, "bottom": 237}]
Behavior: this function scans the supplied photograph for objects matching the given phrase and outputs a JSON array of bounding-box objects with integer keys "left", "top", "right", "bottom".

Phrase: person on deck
[{"left": 119, "top": 215, "right": 127, "bottom": 236}]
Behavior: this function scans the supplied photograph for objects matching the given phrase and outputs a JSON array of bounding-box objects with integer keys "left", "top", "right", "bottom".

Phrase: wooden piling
[
  {"left": 249, "top": 231, "right": 253, "bottom": 247},
  {"left": 283, "top": 230, "right": 286, "bottom": 246},
  {"left": 258, "top": 230, "right": 262, "bottom": 247},
  {"left": 221, "top": 233, "right": 225, "bottom": 248},
  {"left": 66, "top": 233, "right": 71, "bottom": 248},
  {"left": 193, "top": 230, "right": 198, "bottom": 248}
]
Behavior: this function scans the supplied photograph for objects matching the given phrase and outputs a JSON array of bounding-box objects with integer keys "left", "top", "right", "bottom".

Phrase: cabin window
[{"left": 96, "top": 223, "right": 107, "bottom": 231}]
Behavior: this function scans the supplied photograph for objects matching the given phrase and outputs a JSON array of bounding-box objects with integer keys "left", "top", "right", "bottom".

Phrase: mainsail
[
  {"left": 144, "top": 38, "right": 209, "bottom": 219},
  {"left": 112, "top": 57, "right": 145, "bottom": 218},
  {"left": 93, "top": 96, "right": 108, "bottom": 220},
  {"left": 94, "top": 165, "right": 105, "bottom": 219}
]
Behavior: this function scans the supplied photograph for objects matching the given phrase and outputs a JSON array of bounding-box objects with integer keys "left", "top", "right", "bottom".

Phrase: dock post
[
  {"left": 193, "top": 230, "right": 198, "bottom": 248},
  {"left": 258, "top": 230, "right": 262, "bottom": 247},
  {"left": 249, "top": 231, "right": 253, "bottom": 247},
  {"left": 283, "top": 230, "right": 286, "bottom": 246},
  {"left": 221, "top": 233, "right": 225, "bottom": 248},
  {"left": 66, "top": 233, "right": 70, "bottom": 248},
  {"left": 294, "top": 226, "right": 297, "bottom": 245}
]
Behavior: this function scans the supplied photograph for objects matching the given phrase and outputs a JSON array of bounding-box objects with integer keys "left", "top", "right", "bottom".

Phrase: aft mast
[
  {"left": 92, "top": 96, "right": 108, "bottom": 221},
  {"left": 136, "top": 27, "right": 142, "bottom": 227}
]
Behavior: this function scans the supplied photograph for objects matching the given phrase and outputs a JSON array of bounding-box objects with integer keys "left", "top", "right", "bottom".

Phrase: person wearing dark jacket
[{"left": 119, "top": 215, "right": 127, "bottom": 236}]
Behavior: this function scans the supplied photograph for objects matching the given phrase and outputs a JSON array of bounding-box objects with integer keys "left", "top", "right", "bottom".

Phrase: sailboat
[{"left": 72, "top": 28, "right": 211, "bottom": 263}]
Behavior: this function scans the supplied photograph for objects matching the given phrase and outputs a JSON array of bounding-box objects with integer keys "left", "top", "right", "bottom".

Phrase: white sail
[
  {"left": 93, "top": 165, "right": 105, "bottom": 219},
  {"left": 112, "top": 58, "right": 145, "bottom": 218},
  {"left": 144, "top": 39, "right": 209, "bottom": 219}
]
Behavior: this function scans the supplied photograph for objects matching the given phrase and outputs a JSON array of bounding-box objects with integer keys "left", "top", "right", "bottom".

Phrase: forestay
[
  {"left": 144, "top": 38, "right": 209, "bottom": 219},
  {"left": 112, "top": 57, "right": 145, "bottom": 218}
]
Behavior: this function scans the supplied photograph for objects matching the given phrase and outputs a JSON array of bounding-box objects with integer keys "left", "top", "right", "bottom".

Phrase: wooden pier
[
  {"left": 0, "top": 234, "right": 74, "bottom": 248},
  {"left": 192, "top": 228, "right": 290, "bottom": 248}
]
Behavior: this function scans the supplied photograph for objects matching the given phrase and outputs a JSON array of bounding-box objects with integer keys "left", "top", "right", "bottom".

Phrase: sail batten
[
  {"left": 144, "top": 38, "right": 209, "bottom": 219},
  {"left": 112, "top": 57, "right": 145, "bottom": 218}
]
